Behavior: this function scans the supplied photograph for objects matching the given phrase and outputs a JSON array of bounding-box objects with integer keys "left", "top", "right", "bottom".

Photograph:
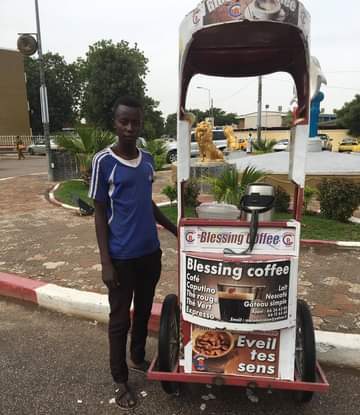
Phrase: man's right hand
[{"left": 101, "top": 262, "right": 118, "bottom": 289}]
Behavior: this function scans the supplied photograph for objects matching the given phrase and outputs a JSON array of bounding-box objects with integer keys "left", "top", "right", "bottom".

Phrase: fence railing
[{"left": 0, "top": 135, "right": 55, "bottom": 146}]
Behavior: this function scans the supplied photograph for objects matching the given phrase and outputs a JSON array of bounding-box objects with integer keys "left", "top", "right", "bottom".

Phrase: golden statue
[
  {"left": 195, "top": 121, "right": 224, "bottom": 162},
  {"left": 224, "top": 125, "right": 247, "bottom": 152},
  {"left": 224, "top": 126, "right": 239, "bottom": 151}
]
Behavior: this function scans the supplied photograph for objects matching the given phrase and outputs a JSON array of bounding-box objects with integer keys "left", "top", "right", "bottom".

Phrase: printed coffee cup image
[
  {"left": 218, "top": 284, "right": 265, "bottom": 322},
  {"left": 245, "top": 0, "right": 286, "bottom": 21},
  {"left": 193, "top": 330, "right": 234, "bottom": 359}
]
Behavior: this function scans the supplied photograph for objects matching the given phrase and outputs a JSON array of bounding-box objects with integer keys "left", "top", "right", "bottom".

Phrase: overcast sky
[{"left": 1, "top": 0, "right": 359, "bottom": 117}]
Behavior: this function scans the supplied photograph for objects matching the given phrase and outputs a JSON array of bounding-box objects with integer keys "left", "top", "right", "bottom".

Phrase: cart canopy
[{"left": 179, "top": 1, "right": 311, "bottom": 120}]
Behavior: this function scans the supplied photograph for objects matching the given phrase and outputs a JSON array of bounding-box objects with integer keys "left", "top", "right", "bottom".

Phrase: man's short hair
[{"left": 113, "top": 96, "right": 143, "bottom": 118}]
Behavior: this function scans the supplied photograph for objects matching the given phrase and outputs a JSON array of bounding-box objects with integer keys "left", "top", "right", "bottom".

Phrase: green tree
[
  {"left": 55, "top": 127, "right": 114, "bottom": 184},
  {"left": 24, "top": 53, "right": 82, "bottom": 133},
  {"left": 82, "top": 40, "right": 148, "bottom": 131},
  {"left": 187, "top": 109, "right": 207, "bottom": 124},
  {"left": 81, "top": 40, "right": 164, "bottom": 138},
  {"left": 211, "top": 108, "right": 238, "bottom": 126},
  {"left": 164, "top": 113, "right": 177, "bottom": 137},
  {"left": 189, "top": 108, "right": 238, "bottom": 125},
  {"left": 335, "top": 95, "right": 360, "bottom": 136},
  {"left": 164, "top": 109, "right": 207, "bottom": 135},
  {"left": 170, "top": 108, "right": 239, "bottom": 128},
  {"left": 142, "top": 96, "right": 164, "bottom": 139}
]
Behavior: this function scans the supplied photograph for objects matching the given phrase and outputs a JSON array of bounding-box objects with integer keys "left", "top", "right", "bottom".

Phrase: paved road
[
  {"left": 1, "top": 299, "right": 359, "bottom": 415},
  {"left": 0, "top": 174, "right": 359, "bottom": 333},
  {"left": 0, "top": 156, "right": 47, "bottom": 179}
]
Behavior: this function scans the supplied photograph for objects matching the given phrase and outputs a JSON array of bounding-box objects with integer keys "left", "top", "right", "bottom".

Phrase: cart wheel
[
  {"left": 158, "top": 294, "right": 180, "bottom": 395},
  {"left": 294, "top": 299, "right": 316, "bottom": 403}
]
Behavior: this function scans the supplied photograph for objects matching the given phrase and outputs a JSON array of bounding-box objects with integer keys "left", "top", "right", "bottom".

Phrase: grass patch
[
  {"left": 54, "top": 180, "right": 93, "bottom": 207},
  {"left": 300, "top": 214, "right": 360, "bottom": 241},
  {"left": 160, "top": 205, "right": 196, "bottom": 223},
  {"left": 274, "top": 212, "right": 360, "bottom": 240},
  {"left": 55, "top": 183, "right": 360, "bottom": 242}
]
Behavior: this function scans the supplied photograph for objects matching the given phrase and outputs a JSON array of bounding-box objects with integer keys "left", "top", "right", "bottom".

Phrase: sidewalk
[{"left": 0, "top": 174, "right": 359, "bottom": 335}]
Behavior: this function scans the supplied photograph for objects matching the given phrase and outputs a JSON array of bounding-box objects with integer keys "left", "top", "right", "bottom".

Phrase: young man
[{"left": 89, "top": 96, "right": 177, "bottom": 410}]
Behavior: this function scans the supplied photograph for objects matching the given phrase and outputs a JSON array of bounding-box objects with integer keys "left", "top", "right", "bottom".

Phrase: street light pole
[
  {"left": 34, "top": 0, "right": 53, "bottom": 181},
  {"left": 256, "top": 76, "right": 262, "bottom": 144},
  {"left": 197, "top": 86, "right": 213, "bottom": 123},
  {"left": 265, "top": 104, "right": 269, "bottom": 139}
]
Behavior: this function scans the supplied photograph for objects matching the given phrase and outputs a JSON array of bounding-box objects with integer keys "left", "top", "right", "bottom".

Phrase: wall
[
  {"left": 244, "top": 112, "right": 283, "bottom": 129},
  {"left": 0, "top": 49, "right": 30, "bottom": 136}
]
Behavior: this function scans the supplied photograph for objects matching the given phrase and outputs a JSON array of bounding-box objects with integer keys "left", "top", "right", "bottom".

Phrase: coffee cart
[{"left": 148, "top": 0, "right": 329, "bottom": 403}]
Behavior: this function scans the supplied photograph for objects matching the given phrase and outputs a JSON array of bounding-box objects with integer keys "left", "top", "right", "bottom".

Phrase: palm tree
[
  {"left": 55, "top": 127, "right": 115, "bottom": 184},
  {"left": 253, "top": 138, "right": 277, "bottom": 153},
  {"left": 145, "top": 139, "right": 167, "bottom": 171},
  {"left": 206, "top": 166, "right": 266, "bottom": 206}
]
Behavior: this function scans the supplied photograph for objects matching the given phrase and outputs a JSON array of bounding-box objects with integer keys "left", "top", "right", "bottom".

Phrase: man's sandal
[{"left": 115, "top": 382, "right": 137, "bottom": 410}]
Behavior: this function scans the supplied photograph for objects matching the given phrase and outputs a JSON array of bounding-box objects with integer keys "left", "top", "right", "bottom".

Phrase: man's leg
[
  {"left": 130, "top": 249, "right": 162, "bottom": 364},
  {"left": 108, "top": 260, "right": 135, "bottom": 383}
]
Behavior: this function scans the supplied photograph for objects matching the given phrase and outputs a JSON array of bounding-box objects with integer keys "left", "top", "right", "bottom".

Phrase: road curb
[
  {"left": 48, "top": 183, "right": 80, "bottom": 212},
  {"left": 301, "top": 239, "right": 360, "bottom": 248},
  {"left": 48, "top": 182, "right": 173, "bottom": 213},
  {"left": 0, "top": 272, "right": 161, "bottom": 333},
  {"left": 316, "top": 330, "right": 360, "bottom": 370},
  {"left": 48, "top": 183, "right": 171, "bottom": 230},
  {"left": 1, "top": 272, "right": 359, "bottom": 370}
]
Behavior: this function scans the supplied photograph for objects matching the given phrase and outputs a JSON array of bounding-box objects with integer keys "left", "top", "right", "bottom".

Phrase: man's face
[{"left": 114, "top": 105, "right": 143, "bottom": 143}]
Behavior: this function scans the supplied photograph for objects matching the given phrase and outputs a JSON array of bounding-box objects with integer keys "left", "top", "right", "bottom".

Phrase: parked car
[
  {"left": 273, "top": 139, "right": 289, "bottom": 152},
  {"left": 318, "top": 134, "right": 333, "bottom": 151},
  {"left": 160, "top": 134, "right": 176, "bottom": 142},
  {"left": 27, "top": 139, "right": 59, "bottom": 155},
  {"left": 165, "top": 129, "right": 228, "bottom": 163},
  {"left": 338, "top": 138, "right": 360, "bottom": 153}
]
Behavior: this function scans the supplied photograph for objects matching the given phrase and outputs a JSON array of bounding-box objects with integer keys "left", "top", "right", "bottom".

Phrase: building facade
[
  {"left": 237, "top": 111, "right": 288, "bottom": 130},
  {"left": 0, "top": 49, "right": 30, "bottom": 136}
]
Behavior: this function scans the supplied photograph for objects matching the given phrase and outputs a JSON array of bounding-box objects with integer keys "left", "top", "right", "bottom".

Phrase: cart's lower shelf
[{"left": 147, "top": 356, "right": 329, "bottom": 393}]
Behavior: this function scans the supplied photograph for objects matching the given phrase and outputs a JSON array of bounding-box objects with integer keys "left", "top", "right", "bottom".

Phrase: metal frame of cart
[{"left": 148, "top": 0, "right": 329, "bottom": 403}]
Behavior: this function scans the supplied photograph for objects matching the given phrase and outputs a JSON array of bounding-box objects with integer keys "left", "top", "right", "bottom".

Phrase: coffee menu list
[{"left": 184, "top": 255, "right": 291, "bottom": 326}]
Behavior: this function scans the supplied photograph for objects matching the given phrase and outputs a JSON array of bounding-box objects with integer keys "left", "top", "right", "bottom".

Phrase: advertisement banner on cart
[
  {"left": 182, "top": 254, "right": 297, "bottom": 331},
  {"left": 181, "top": 225, "right": 299, "bottom": 256},
  {"left": 191, "top": 327, "right": 281, "bottom": 378},
  {"left": 183, "top": 325, "right": 296, "bottom": 379},
  {"left": 202, "top": 0, "right": 301, "bottom": 27},
  {"left": 183, "top": 1, "right": 310, "bottom": 37}
]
